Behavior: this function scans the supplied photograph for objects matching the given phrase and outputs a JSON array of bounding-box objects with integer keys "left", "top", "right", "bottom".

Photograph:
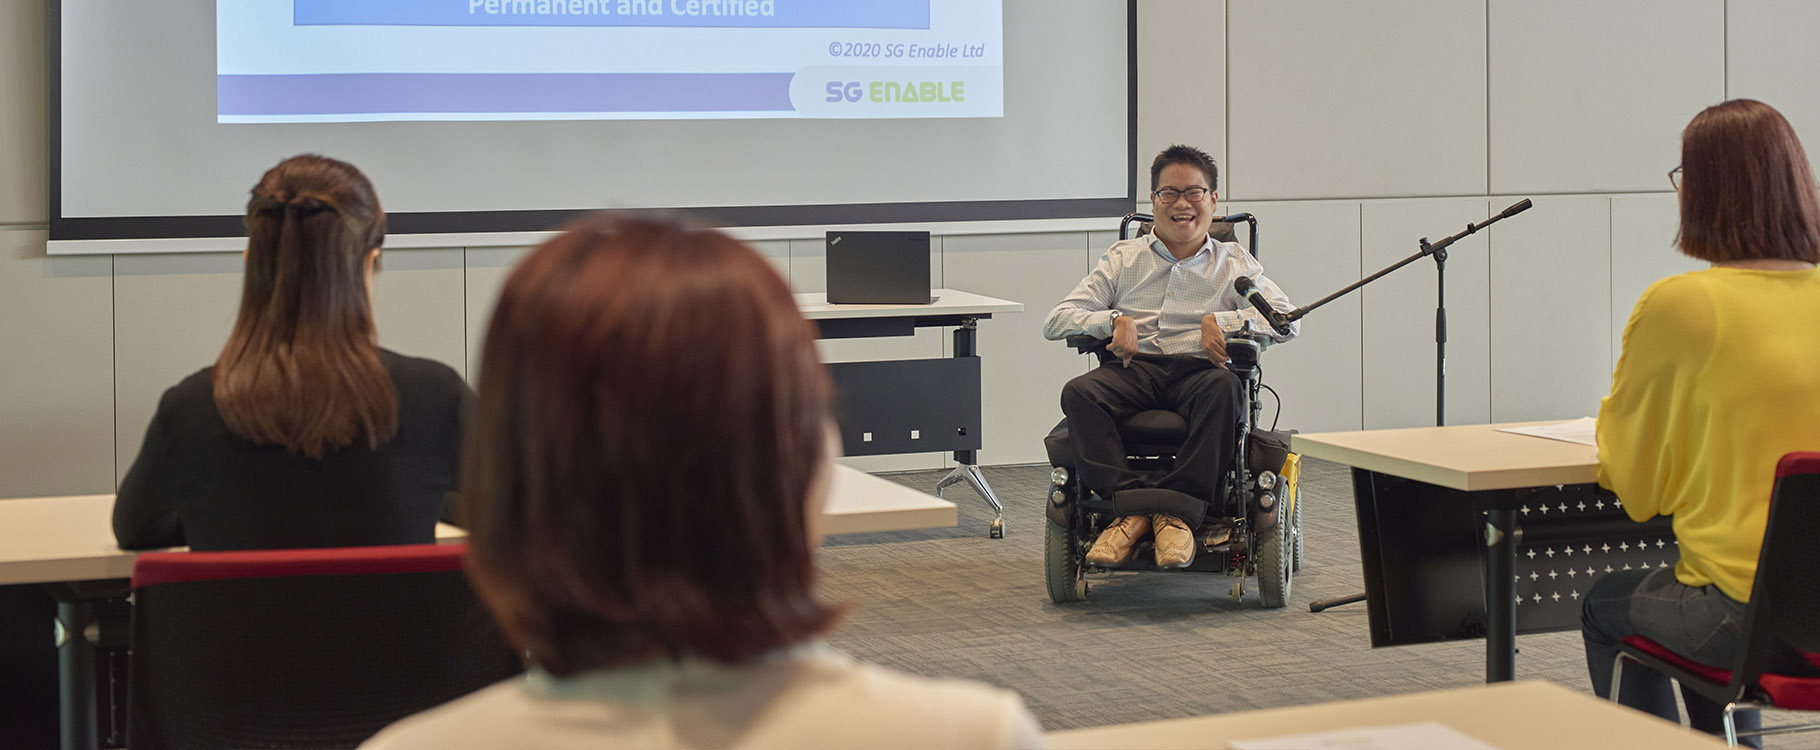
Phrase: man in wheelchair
[{"left": 1042, "top": 144, "right": 1297, "bottom": 569}]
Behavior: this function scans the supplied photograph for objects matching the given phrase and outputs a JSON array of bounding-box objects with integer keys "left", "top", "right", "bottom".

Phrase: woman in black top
[{"left": 113, "top": 155, "right": 469, "bottom": 551}]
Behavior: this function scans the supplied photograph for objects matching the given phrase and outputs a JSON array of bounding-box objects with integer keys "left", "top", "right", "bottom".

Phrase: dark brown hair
[
  {"left": 1676, "top": 99, "right": 1820, "bottom": 263},
  {"left": 462, "top": 215, "right": 838, "bottom": 675},
  {"left": 213, "top": 154, "right": 396, "bottom": 459},
  {"left": 1151, "top": 144, "right": 1219, "bottom": 192}
]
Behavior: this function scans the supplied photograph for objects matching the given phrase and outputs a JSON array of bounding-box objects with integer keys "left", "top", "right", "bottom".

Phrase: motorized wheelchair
[{"left": 1041, "top": 213, "right": 1303, "bottom": 608}]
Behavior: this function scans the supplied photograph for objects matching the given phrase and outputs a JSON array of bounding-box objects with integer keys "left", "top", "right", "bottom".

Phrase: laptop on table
[{"left": 826, "top": 230, "right": 937, "bottom": 305}]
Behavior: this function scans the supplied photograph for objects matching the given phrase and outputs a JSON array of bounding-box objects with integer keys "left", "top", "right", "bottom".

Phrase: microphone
[
  {"left": 1233, "top": 276, "right": 1291, "bottom": 335},
  {"left": 1495, "top": 199, "right": 1532, "bottom": 220}
]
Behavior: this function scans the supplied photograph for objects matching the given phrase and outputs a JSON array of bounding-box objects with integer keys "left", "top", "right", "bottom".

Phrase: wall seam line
[
  {"left": 110, "top": 253, "right": 119, "bottom": 489},
  {"left": 461, "top": 247, "right": 470, "bottom": 381}
]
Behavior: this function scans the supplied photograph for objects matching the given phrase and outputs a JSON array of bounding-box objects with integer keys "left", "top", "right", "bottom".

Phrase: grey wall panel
[
  {"left": 0, "top": 0, "right": 46, "bottom": 224},
  {"left": 462, "top": 245, "right": 532, "bottom": 379},
  {"left": 1725, "top": 0, "right": 1820, "bottom": 181},
  {"left": 111, "top": 253, "right": 242, "bottom": 483},
  {"left": 940, "top": 231, "right": 1090, "bottom": 466},
  {"left": 1609, "top": 194, "right": 1700, "bottom": 376},
  {"left": 0, "top": 230, "right": 113, "bottom": 497},
  {"left": 1223, "top": 200, "right": 1364, "bottom": 434},
  {"left": 1362, "top": 198, "right": 1494, "bottom": 429},
  {"left": 372, "top": 248, "right": 468, "bottom": 380},
  {"left": 1228, "top": 1, "right": 1486, "bottom": 200},
  {"left": 1135, "top": 0, "right": 1225, "bottom": 203},
  {"left": 750, "top": 238, "right": 790, "bottom": 286},
  {"left": 1488, "top": 0, "right": 1724, "bottom": 195},
  {"left": 1489, "top": 195, "right": 1611, "bottom": 422},
  {"left": 1085, "top": 229, "right": 1121, "bottom": 261}
]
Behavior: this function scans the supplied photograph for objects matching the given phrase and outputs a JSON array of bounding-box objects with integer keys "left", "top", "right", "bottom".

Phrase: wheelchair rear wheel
[
  {"left": 1255, "top": 487, "right": 1293, "bottom": 609},
  {"left": 1043, "top": 519, "right": 1088, "bottom": 603}
]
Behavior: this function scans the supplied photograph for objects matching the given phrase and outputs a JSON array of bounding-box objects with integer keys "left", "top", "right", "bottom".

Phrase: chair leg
[
  {"left": 1723, "top": 704, "right": 1739, "bottom": 748},
  {"left": 1609, "top": 652, "right": 1628, "bottom": 703}
]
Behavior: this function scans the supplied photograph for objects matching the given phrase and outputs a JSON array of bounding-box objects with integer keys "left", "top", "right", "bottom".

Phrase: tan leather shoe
[
  {"left": 1084, "top": 514, "right": 1151, "bottom": 566},
  {"left": 1151, "top": 513, "right": 1196, "bottom": 568}
]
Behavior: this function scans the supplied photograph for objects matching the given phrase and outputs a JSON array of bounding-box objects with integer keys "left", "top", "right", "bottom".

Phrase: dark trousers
[
  {"left": 1582, "top": 566, "right": 1769, "bottom": 747},
  {"left": 1059, "top": 354, "right": 1241, "bottom": 509}
]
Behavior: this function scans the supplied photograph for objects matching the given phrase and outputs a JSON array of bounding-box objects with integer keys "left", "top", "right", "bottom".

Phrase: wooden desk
[
  {"left": 1294, "top": 422, "right": 1672, "bottom": 683},
  {"left": 0, "top": 466, "right": 954, "bottom": 587},
  {"left": 1046, "top": 680, "right": 1726, "bottom": 749},
  {"left": 1293, "top": 420, "right": 1596, "bottom": 491},
  {"left": 797, "top": 287, "right": 1023, "bottom": 538}
]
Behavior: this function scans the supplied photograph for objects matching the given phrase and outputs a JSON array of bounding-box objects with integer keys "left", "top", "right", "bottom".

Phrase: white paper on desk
[
  {"left": 1229, "top": 721, "right": 1499, "bottom": 750},
  {"left": 1495, "top": 416, "right": 1597, "bottom": 447}
]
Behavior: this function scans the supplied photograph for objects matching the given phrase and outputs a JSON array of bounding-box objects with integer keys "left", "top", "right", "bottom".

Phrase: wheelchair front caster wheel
[{"left": 989, "top": 518, "right": 1004, "bottom": 539}]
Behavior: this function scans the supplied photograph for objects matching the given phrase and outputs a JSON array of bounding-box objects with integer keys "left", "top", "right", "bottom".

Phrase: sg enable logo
[{"left": 825, "top": 80, "right": 966, "bottom": 104}]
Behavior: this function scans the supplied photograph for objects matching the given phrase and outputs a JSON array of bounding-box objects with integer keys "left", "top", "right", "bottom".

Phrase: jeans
[{"left": 1582, "top": 566, "right": 1761, "bottom": 747}]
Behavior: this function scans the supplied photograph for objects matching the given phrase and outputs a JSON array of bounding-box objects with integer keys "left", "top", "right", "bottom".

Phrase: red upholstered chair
[
  {"left": 126, "top": 543, "right": 523, "bottom": 750},
  {"left": 1612, "top": 452, "right": 1820, "bottom": 747}
]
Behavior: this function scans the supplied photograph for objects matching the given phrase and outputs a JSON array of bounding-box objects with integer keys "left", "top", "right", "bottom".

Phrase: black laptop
[{"left": 826, "top": 230, "right": 936, "bottom": 304}]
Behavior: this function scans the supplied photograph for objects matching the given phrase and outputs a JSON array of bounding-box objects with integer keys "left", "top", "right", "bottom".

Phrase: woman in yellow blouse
[{"left": 1585, "top": 99, "right": 1820, "bottom": 746}]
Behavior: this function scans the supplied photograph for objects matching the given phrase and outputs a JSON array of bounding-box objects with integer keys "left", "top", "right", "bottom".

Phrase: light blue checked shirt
[{"left": 1043, "top": 233, "right": 1299, "bottom": 357}]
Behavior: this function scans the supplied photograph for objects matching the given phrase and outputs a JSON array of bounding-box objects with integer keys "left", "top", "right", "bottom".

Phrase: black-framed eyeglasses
[
  {"left": 1669, "top": 166, "right": 1683, "bottom": 191},
  {"left": 1153, "top": 187, "right": 1211, "bottom": 203}
]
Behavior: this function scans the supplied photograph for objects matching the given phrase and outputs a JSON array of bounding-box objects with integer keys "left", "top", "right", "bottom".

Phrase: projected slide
[{"left": 217, "top": 0, "right": 1003, "bottom": 123}]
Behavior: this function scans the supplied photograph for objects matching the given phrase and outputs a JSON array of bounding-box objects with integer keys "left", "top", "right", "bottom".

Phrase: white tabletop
[
  {"left": 793, "top": 288, "right": 1022, "bottom": 320},
  {"left": 0, "top": 466, "right": 954, "bottom": 586},
  {"left": 1292, "top": 421, "right": 1599, "bottom": 492},
  {"left": 821, "top": 465, "right": 957, "bottom": 535},
  {"left": 1046, "top": 680, "right": 1724, "bottom": 749}
]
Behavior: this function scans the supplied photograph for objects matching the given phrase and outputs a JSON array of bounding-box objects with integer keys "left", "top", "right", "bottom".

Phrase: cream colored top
[
  {"left": 1598, "top": 267, "right": 1820, "bottom": 601},
  {"left": 361, "top": 644, "right": 1045, "bottom": 750}
]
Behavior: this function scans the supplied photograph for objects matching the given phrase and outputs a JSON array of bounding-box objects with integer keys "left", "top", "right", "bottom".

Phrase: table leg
[
  {"left": 1484, "top": 507, "right": 1517, "bottom": 682},
  {"left": 56, "top": 599, "right": 97, "bottom": 750},
  {"left": 932, "top": 316, "right": 1004, "bottom": 538},
  {"left": 936, "top": 456, "right": 1004, "bottom": 537}
]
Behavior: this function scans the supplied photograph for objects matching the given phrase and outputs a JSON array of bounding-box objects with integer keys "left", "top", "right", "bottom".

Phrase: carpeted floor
[{"left": 816, "top": 458, "right": 1820, "bottom": 745}]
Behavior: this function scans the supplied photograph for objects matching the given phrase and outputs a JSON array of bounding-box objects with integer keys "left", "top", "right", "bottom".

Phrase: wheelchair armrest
[{"left": 1064, "top": 335, "right": 1115, "bottom": 366}]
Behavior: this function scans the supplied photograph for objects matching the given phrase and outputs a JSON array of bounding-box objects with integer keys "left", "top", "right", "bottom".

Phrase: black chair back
[
  {"left": 1120, "top": 212, "right": 1256, "bottom": 257},
  {"left": 127, "top": 544, "right": 524, "bottom": 750},
  {"left": 1735, "top": 453, "right": 1820, "bottom": 688}
]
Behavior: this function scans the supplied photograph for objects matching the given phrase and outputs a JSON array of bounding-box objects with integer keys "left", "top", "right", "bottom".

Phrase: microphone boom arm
[{"left": 1281, "top": 199, "right": 1531, "bottom": 324}]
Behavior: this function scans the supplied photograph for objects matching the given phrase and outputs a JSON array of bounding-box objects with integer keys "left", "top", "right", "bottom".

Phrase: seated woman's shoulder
[
  {"left": 1634, "top": 272, "right": 1718, "bottom": 317},
  {"left": 155, "top": 366, "right": 220, "bottom": 415},
  {"left": 361, "top": 654, "right": 1046, "bottom": 750},
  {"left": 379, "top": 350, "right": 468, "bottom": 392},
  {"left": 785, "top": 649, "right": 1045, "bottom": 748}
]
